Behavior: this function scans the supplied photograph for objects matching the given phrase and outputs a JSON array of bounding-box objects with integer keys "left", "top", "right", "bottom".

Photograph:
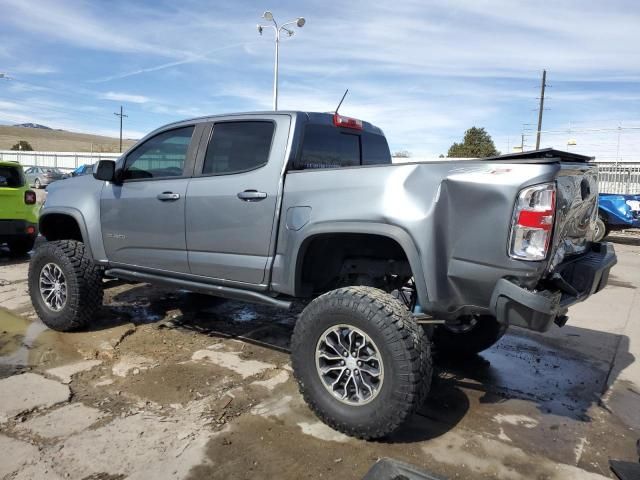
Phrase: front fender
[{"left": 599, "top": 194, "right": 640, "bottom": 227}]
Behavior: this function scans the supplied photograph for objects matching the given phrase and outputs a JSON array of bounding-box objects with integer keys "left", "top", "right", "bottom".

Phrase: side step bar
[{"left": 104, "top": 268, "right": 292, "bottom": 310}]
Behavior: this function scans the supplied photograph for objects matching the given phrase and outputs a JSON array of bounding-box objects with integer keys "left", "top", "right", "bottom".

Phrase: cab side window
[
  {"left": 123, "top": 126, "right": 194, "bottom": 180},
  {"left": 202, "top": 122, "right": 274, "bottom": 175}
]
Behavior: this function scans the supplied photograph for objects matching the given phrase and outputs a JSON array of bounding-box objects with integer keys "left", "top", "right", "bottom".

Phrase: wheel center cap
[{"left": 345, "top": 356, "right": 358, "bottom": 370}]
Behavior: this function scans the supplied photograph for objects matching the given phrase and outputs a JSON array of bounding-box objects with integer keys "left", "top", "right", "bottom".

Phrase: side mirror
[{"left": 93, "top": 160, "right": 117, "bottom": 182}]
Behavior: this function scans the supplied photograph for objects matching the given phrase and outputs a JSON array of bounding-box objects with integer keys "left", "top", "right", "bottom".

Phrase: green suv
[{"left": 0, "top": 161, "right": 39, "bottom": 255}]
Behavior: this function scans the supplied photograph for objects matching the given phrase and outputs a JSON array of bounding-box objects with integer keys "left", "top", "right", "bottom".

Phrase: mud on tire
[
  {"left": 291, "top": 286, "right": 432, "bottom": 440},
  {"left": 28, "top": 240, "right": 103, "bottom": 331}
]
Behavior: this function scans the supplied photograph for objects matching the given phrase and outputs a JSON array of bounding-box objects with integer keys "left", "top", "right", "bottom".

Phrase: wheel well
[
  {"left": 598, "top": 208, "right": 608, "bottom": 223},
  {"left": 296, "top": 233, "right": 412, "bottom": 296},
  {"left": 40, "top": 214, "right": 83, "bottom": 242}
]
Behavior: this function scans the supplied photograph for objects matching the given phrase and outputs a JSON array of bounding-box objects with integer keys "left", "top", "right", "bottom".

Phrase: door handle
[
  {"left": 237, "top": 190, "right": 267, "bottom": 202},
  {"left": 157, "top": 192, "right": 181, "bottom": 201}
]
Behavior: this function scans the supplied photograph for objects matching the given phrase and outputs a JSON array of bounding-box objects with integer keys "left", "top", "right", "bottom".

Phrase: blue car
[{"left": 595, "top": 193, "right": 640, "bottom": 241}]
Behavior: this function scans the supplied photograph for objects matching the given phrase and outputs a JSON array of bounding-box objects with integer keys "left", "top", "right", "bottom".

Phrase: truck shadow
[{"left": 98, "top": 284, "right": 634, "bottom": 444}]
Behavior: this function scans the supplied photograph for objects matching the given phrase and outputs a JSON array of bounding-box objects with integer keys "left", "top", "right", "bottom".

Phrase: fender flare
[
  {"left": 289, "top": 221, "right": 429, "bottom": 305},
  {"left": 39, "top": 207, "right": 95, "bottom": 259}
]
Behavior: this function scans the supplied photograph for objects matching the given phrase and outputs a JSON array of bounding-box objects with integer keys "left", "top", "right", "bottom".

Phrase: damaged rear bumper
[{"left": 490, "top": 242, "right": 617, "bottom": 332}]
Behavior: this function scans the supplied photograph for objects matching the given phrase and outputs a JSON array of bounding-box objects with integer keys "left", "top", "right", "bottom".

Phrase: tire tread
[{"left": 291, "top": 286, "right": 432, "bottom": 440}]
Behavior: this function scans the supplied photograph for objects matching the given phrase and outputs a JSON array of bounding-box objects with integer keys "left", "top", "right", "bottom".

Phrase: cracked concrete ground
[{"left": 0, "top": 234, "right": 638, "bottom": 479}]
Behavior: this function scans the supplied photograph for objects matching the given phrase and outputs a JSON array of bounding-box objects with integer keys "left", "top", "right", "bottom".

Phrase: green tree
[
  {"left": 10, "top": 140, "right": 34, "bottom": 151},
  {"left": 447, "top": 127, "right": 499, "bottom": 158}
]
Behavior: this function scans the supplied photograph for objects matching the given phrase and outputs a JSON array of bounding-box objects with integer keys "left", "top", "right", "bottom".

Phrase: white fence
[
  {"left": 0, "top": 150, "right": 121, "bottom": 171},
  {"left": 596, "top": 162, "right": 640, "bottom": 195}
]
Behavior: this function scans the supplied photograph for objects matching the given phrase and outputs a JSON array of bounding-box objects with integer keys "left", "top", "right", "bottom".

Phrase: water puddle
[{"left": 0, "top": 308, "right": 76, "bottom": 377}]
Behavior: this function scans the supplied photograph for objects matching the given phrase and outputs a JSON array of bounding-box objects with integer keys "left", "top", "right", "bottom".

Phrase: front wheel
[
  {"left": 432, "top": 315, "right": 507, "bottom": 359},
  {"left": 28, "top": 240, "right": 103, "bottom": 331},
  {"left": 291, "top": 286, "right": 432, "bottom": 439}
]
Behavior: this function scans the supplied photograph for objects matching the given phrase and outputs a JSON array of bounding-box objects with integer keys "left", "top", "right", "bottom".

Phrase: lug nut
[
  {"left": 341, "top": 360, "right": 345, "bottom": 366},
  {"left": 357, "top": 361, "right": 362, "bottom": 366}
]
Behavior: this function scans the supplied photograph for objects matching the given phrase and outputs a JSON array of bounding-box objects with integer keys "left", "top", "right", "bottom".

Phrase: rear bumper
[
  {"left": 0, "top": 219, "right": 38, "bottom": 242},
  {"left": 490, "top": 242, "right": 617, "bottom": 332}
]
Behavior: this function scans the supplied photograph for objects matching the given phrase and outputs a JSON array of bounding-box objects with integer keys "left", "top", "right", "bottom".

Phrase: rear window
[
  {"left": 292, "top": 124, "right": 391, "bottom": 170},
  {"left": 0, "top": 165, "right": 23, "bottom": 188},
  {"left": 202, "top": 121, "right": 274, "bottom": 175}
]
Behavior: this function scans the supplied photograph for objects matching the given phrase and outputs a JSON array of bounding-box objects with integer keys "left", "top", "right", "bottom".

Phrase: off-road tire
[
  {"left": 432, "top": 315, "right": 507, "bottom": 359},
  {"left": 291, "top": 286, "right": 432, "bottom": 439},
  {"left": 28, "top": 240, "right": 103, "bottom": 331},
  {"left": 7, "top": 236, "right": 35, "bottom": 256}
]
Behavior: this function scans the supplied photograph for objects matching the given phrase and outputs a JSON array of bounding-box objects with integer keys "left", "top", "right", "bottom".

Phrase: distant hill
[
  {"left": 0, "top": 125, "right": 137, "bottom": 152},
  {"left": 13, "top": 123, "right": 52, "bottom": 130}
]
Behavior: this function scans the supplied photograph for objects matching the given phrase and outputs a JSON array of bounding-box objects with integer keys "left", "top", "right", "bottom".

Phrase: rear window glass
[
  {"left": 0, "top": 166, "right": 23, "bottom": 187},
  {"left": 292, "top": 124, "right": 391, "bottom": 170},
  {"left": 203, "top": 122, "right": 274, "bottom": 175}
]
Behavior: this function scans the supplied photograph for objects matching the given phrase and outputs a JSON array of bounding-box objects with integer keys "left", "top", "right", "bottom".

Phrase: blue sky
[{"left": 1, "top": 0, "right": 640, "bottom": 159}]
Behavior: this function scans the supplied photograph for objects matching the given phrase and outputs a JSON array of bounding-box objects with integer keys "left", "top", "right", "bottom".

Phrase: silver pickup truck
[{"left": 29, "top": 111, "right": 616, "bottom": 439}]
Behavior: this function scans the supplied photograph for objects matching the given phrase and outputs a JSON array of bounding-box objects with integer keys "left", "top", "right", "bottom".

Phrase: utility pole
[
  {"left": 535, "top": 69, "right": 547, "bottom": 150},
  {"left": 114, "top": 106, "right": 128, "bottom": 153}
]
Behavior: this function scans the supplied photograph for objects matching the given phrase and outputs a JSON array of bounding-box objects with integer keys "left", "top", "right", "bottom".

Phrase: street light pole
[
  {"left": 258, "top": 11, "right": 305, "bottom": 111},
  {"left": 273, "top": 27, "right": 279, "bottom": 111}
]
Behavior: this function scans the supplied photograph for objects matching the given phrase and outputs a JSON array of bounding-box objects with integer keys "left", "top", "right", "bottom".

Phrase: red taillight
[
  {"left": 26, "top": 226, "right": 36, "bottom": 235},
  {"left": 509, "top": 183, "right": 556, "bottom": 261},
  {"left": 333, "top": 113, "right": 363, "bottom": 130},
  {"left": 24, "top": 190, "right": 36, "bottom": 205},
  {"left": 517, "top": 209, "right": 554, "bottom": 231}
]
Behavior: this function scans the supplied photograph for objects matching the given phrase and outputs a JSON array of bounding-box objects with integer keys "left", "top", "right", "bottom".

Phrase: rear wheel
[
  {"left": 28, "top": 240, "right": 103, "bottom": 331},
  {"left": 432, "top": 315, "right": 507, "bottom": 359},
  {"left": 7, "top": 236, "right": 35, "bottom": 256},
  {"left": 291, "top": 286, "right": 432, "bottom": 439}
]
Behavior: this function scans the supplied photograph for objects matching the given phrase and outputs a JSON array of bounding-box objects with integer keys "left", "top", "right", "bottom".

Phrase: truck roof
[{"left": 160, "top": 111, "right": 385, "bottom": 136}]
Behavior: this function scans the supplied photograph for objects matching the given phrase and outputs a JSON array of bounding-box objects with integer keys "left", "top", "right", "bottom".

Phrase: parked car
[
  {"left": 29, "top": 111, "right": 616, "bottom": 440},
  {"left": 71, "top": 163, "right": 95, "bottom": 177},
  {"left": 23, "top": 166, "right": 66, "bottom": 188},
  {"left": 594, "top": 193, "right": 640, "bottom": 241},
  {"left": 0, "top": 161, "right": 39, "bottom": 255}
]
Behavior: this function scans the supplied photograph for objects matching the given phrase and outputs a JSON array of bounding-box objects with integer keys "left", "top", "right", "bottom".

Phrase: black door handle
[
  {"left": 237, "top": 190, "right": 267, "bottom": 202},
  {"left": 157, "top": 192, "right": 180, "bottom": 201}
]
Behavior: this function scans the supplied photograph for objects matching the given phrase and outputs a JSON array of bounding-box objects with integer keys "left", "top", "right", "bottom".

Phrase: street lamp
[{"left": 257, "top": 11, "right": 306, "bottom": 111}]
